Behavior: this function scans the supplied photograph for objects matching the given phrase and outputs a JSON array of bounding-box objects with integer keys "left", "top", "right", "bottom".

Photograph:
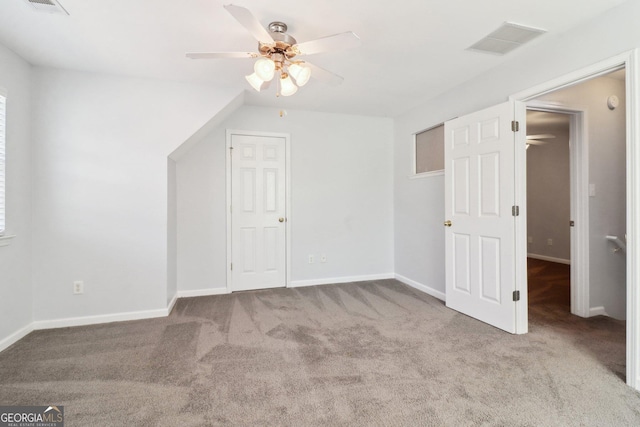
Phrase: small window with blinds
[
  {"left": 0, "top": 93, "right": 5, "bottom": 234},
  {"left": 413, "top": 123, "right": 444, "bottom": 177}
]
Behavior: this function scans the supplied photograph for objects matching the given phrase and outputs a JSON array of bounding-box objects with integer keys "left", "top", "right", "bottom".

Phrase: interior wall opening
[
  {"left": 524, "top": 67, "right": 627, "bottom": 380},
  {"left": 526, "top": 110, "right": 572, "bottom": 316}
]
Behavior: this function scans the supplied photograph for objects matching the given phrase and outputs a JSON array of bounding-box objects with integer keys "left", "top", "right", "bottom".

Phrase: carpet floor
[{"left": 1, "top": 271, "right": 639, "bottom": 426}]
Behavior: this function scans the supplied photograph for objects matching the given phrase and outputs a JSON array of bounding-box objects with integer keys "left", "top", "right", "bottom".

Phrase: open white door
[
  {"left": 444, "top": 101, "right": 527, "bottom": 334},
  {"left": 230, "top": 133, "right": 287, "bottom": 292}
]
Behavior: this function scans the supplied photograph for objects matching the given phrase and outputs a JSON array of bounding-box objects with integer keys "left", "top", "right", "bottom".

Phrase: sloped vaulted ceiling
[{"left": 0, "top": 0, "right": 629, "bottom": 117}]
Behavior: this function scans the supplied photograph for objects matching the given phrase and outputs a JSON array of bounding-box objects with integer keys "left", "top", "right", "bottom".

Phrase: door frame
[
  {"left": 525, "top": 104, "right": 589, "bottom": 318},
  {"left": 509, "top": 49, "right": 639, "bottom": 391},
  {"left": 225, "top": 129, "right": 292, "bottom": 292}
]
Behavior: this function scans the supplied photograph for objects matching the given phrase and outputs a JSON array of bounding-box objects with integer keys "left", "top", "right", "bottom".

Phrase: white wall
[
  {"left": 394, "top": 0, "right": 640, "bottom": 299},
  {"left": 526, "top": 127, "right": 571, "bottom": 261},
  {"left": 30, "top": 68, "right": 240, "bottom": 322},
  {"left": 535, "top": 75, "right": 627, "bottom": 319},
  {"left": 176, "top": 105, "right": 394, "bottom": 293},
  {"left": 0, "top": 43, "right": 32, "bottom": 348}
]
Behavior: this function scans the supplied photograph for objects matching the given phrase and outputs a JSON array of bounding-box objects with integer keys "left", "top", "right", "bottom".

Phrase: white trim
[
  {"left": 226, "top": 131, "right": 232, "bottom": 293},
  {"left": 411, "top": 123, "right": 445, "bottom": 178},
  {"left": 0, "top": 323, "right": 33, "bottom": 353},
  {"left": 285, "top": 132, "right": 292, "bottom": 289},
  {"left": 513, "top": 100, "right": 529, "bottom": 334},
  {"left": 409, "top": 170, "right": 444, "bottom": 180},
  {"left": 394, "top": 274, "right": 446, "bottom": 301},
  {"left": 626, "top": 49, "right": 640, "bottom": 392},
  {"left": 167, "top": 294, "right": 178, "bottom": 314},
  {"left": 177, "top": 288, "right": 230, "bottom": 298},
  {"left": 589, "top": 306, "right": 609, "bottom": 317},
  {"left": 511, "top": 49, "right": 639, "bottom": 391},
  {"left": 226, "top": 130, "right": 292, "bottom": 293},
  {"left": 32, "top": 306, "right": 172, "bottom": 330},
  {"left": 289, "top": 273, "right": 395, "bottom": 288},
  {"left": 0, "top": 92, "right": 6, "bottom": 236},
  {"left": 527, "top": 253, "right": 571, "bottom": 265}
]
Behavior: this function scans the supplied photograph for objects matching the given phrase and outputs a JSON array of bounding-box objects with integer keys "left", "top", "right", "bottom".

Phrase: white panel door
[
  {"left": 444, "top": 101, "right": 525, "bottom": 333},
  {"left": 231, "top": 134, "right": 287, "bottom": 291}
]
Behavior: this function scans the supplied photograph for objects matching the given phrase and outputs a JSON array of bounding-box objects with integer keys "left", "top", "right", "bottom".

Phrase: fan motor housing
[{"left": 259, "top": 21, "right": 298, "bottom": 58}]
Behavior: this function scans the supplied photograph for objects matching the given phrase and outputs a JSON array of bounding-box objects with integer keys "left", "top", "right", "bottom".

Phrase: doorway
[
  {"left": 510, "top": 55, "right": 636, "bottom": 390},
  {"left": 525, "top": 109, "right": 573, "bottom": 317},
  {"left": 525, "top": 69, "right": 627, "bottom": 321},
  {"left": 226, "top": 130, "right": 291, "bottom": 292}
]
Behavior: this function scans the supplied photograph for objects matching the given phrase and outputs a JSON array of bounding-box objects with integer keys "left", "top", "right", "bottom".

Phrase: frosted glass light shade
[
  {"left": 288, "top": 63, "right": 311, "bottom": 87},
  {"left": 245, "top": 73, "right": 264, "bottom": 91},
  {"left": 254, "top": 58, "right": 275, "bottom": 81},
  {"left": 279, "top": 75, "right": 298, "bottom": 96}
]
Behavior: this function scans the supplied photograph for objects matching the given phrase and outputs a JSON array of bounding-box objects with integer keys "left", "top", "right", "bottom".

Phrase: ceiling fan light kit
[
  {"left": 245, "top": 72, "right": 265, "bottom": 91},
  {"left": 288, "top": 63, "right": 311, "bottom": 87},
  {"left": 254, "top": 58, "right": 276, "bottom": 81},
  {"left": 186, "top": 4, "right": 361, "bottom": 97},
  {"left": 245, "top": 21, "right": 313, "bottom": 96},
  {"left": 279, "top": 73, "right": 298, "bottom": 97}
]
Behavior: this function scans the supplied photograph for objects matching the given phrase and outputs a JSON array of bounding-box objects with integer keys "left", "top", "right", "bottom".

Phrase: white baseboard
[
  {"left": 589, "top": 306, "right": 609, "bottom": 317},
  {"left": 0, "top": 323, "right": 34, "bottom": 353},
  {"left": 527, "top": 253, "right": 571, "bottom": 265},
  {"left": 394, "top": 274, "right": 446, "bottom": 301},
  {"left": 289, "top": 273, "right": 395, "bottom": 288},
  {"left": 167, "top": 294, "right": 178, "bottom": 314},
  {"left": 2, "top": 272, "right": 435, "bottom": 351},
  {"left": 32, "top": 306, "right": 172, "bottom": 331},
  {"left": 177, "top": 288, "right": 229, "bottom": 298}
]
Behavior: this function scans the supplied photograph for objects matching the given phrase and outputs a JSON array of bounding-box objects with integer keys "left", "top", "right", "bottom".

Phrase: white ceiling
[{"left": 0, "top": 0, "right": 628, "bottom": 117}]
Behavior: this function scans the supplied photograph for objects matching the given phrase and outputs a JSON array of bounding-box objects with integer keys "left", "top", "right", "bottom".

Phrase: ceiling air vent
[
  {"left": 23, "top": 0, "right": 69, "bottom": 15},
  {"left": 467, "top": 22, "right": 545, "bottom": 55}
]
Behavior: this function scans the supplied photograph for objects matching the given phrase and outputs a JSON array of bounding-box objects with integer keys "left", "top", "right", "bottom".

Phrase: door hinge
[
  {"left": 230, "top": 205, "right": 232, "bottom": 213},
  {"left": 230, "top": 263, "right": 233, "bottom": 271},
  {"left": 570, "top": 220, "right": 575, "bottom": 227},
  {"left": 512, "top": 205, "right": 520, "bottom": 216},
  {"left": 229, "top": 146, "right": 234, "bottom": 154},
  {"left": 511, "top": 120, "right": 520, "bottom": 132},
  {"left": 513, "top": 290, "right": 520, "bottom": 302}
]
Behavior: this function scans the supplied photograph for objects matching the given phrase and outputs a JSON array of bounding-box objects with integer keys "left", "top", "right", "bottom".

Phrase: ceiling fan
[
  {"left": 186, "top": 4, "right": 361, "bottom": 97},
  {"left": 526, "top": 133, "right": 555, "bottom": 149}
]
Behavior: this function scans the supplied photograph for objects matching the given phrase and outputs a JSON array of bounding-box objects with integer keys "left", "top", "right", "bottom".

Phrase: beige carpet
[{"left": 1, "top": 278, "right": 639, "bottom": 426}]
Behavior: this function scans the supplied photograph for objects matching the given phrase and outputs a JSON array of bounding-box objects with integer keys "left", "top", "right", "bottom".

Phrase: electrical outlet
[
  {"left": 73, "top": 280, "right": 84, "bottom": 295},
  {"left": 320, "top": 254, "right": 327, "bottom": 263},
  {"left": 547, "top": 238, "right": 553, "bottom": 246},
  {"left": 308, "top": 255, "right": 314, "bottom": 264}
]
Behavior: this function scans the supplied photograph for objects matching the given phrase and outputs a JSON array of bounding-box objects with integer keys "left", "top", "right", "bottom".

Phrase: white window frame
[{"left": 410, "top": 123, "right": 445, "bottom": 179}]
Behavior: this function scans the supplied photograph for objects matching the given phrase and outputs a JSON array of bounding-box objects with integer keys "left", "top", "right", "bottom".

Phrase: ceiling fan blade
[
  {"left": 305, "top": 62, "right": 344, "bottom": 86},
  {"left": 186, "top": 52, "right": 258, "bottom": 59},
  {"left": 224, "top": 4, "right": 274, "bottom": 45},
  {"left": 526, "top": 134, "right": 556, "bottom": 140},
  {"left": 293, "top": 31, "right": 361, "bottom": 56},
  {"left": 527, "top": 139, "right": 549, "bottom": 145}
]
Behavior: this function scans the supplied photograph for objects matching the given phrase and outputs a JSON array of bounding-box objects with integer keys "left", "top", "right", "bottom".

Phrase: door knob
[
  {"left": 444, "top": 220, "right": 452, "bottom": 227},
  {"left": 279, "top": 217, "right": 285, "bottom": 223}
]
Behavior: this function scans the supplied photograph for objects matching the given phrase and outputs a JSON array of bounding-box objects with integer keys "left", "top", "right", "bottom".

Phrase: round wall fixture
[{"left": 607, "top": 95, "right": 619, "bottom": 110}]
